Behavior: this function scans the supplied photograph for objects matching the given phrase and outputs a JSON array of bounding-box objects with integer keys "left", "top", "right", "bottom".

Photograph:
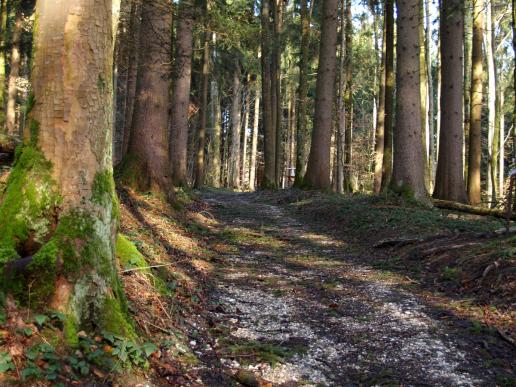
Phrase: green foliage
[
  {"left": 116, "top": 234, "right": 147, "bottom": 270},
  {"left": 0, "top": 351, "right": 15, "bottom": 373},
  {"left": 101, "top": 331, "right": 149, "bottom": 368}
]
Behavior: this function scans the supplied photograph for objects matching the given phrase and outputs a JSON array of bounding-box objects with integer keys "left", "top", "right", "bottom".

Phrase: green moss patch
[{"left": 116, "top": 234, "right": 147, "bottom": 270}]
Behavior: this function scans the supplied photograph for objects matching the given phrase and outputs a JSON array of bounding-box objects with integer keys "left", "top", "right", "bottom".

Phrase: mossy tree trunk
[
  {"left": 0, "top": 0, "right": 9, "bottom": 150},
  {"left": 0, "top": 0, "right": 132, "bottom": 340}
]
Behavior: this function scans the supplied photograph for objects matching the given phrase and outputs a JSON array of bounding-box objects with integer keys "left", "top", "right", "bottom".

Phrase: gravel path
[{"left": 201, "top": 191, "right": 505, "bottom": 386}]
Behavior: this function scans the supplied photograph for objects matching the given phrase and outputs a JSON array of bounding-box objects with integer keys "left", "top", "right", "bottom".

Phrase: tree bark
[
  {"left": 342, "top": 0, "right": 353, "bottom": 193},
  {"left": 273, "top": 0, "right": 283, "bottom": 187},
  {"left": 5, "top": 4, "right": 23, "bottom": 138},
  {"left": 467, "top": 0, "right": 483, "bottom": 205},
  {"left": 304, "top": 0, "right": 339, "bottom": 190},
  {"left": 207, "top": 77, "right": 222, "bottom": 188},
  {"left": 229, "top": 65, "right": 242, "bottom": 189},
  {"left": 249, "top": 85, "right": 260, "bottom": 191},
  {"left": 241, "top": 80, "right": 251, "bottom": 187},
  {"left": 194, "top": 0, "right": 209, "bottom": 189},
  {"left": 170, "top": 0, "right": 194, "bottom": 187},
  {"left": 294, "top": 0, "right": 312, "bottom": 186},
  {"left": 381, "top": 0, "right": 395, "bottom": 191},
  {"left": 434, "top": 0, "right": 468, "bottom": 203},
  {"left": 0, "top": 0, "right": 7, "bottom": 147},
  {"left": 485, "top": 0, "right": 496, "bottom": 204},
  {"left": 374, "top": 1, "right": 387, "bottom": 194},
  {"left": 261, "top": 0, "right": 276, "bottom": 188},
  {"left": 391, "top": 0, "right": 428, "bottom": 201},
  {"left": 0, "top": 0, "right": 131, "bottom": 337},
  {"left": 124, "top": 0, "right": 173, "bottom": 199}
]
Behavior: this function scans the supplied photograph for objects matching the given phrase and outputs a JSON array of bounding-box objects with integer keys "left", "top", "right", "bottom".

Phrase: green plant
[{"left": 0, "top": 351, "right": 15, "bottom": 373}]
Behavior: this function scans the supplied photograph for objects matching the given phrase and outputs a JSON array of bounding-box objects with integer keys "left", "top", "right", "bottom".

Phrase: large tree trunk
[
  {"left": 304, "top": 0, "right": 339, "bottom": 189},
  {"left": 170, "top": 0, "right": 194, "bottom": 187},
  {"left": 391, "top": 0, "right": 428, "bottom": 201},
  {"left": 0, "top": 0, "right": 131, "bottom": 337},
  {"left": 229, "top": 66, "right": 242, "bottom": 189},
  {"left": 194, "top": 0, "right": 209, "bottom": 189},
  {"left": 381, "top": 0, "right": 394, "bottom": 191},
  {"left": 249, "top": 86, "right": 260, "bottom": 191},
  {"left": 123, "top": 0, "right": 173, "bottom": 199},
  {"left": 434, "top": 0, "right": 467, "bottom": 203},
  {"left": 467, "top": 0, "right": 483, "bottom": 205},
  {"left": 374, "top": 1, "right": 387, "bottom": 194},
  {"left": 294, "top": 0, "right": 312, "bottom": 186},
  {"left": 5, "top": 4, "right": 23, "bottom": 138},
  {"left": 261, "top": 0, "right": 276, "bottom": 188}
]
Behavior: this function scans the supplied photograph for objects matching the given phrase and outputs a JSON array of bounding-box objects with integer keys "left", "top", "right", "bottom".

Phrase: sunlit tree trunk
[
  {"left": 249, "top": 85, "right": 260, "bottom": 191},
  {"left": 467, "top": 0, "right": 483, "bottom": 205},
  {"left": 391, "top": 0, "right": 428, "bottom": 201},
  {"left": 241, "top": 81, "right": 251, "bottom": 187},
  {"left": 374, "top": 1, "right": 387, "bottom": 194},
  {"left": 381, "top": 0, "right": 394, "bottom": 191},
  {"left": 304, "top": 0, "right": 339, "bottom": 189},
  {"left": 0, "top": 0, "right": 7, "bottom": 148},
  {"left": 5, "top": 4, "right": 23, "bottom": 138},
  {"left": 229, "top": 65, "right": 242, "bottom": 189},
  {"left": 425, "top": 0, "right": 434, "bottom": 187},
  {"left": 0, "top": 0, "right": 131, "bottom": 337},
  {"left": 207, "top": 77, "right": 222, "bottom": 188},
  {"left": 419, "top": 0, "right": 429, "bottom": 189},
  {"left": 170, "top": 0, "right": 194, "bottom": 187},
  {"left": 485, "top": 0, "right": 496, "bottom": 204},
  {"left": 342, "top": 0, "right": 353, "bottom": 192},
  {"left": 273, "top": 0, "right": 283, "bottom": 186},
  {"left": 434, "top": 0, "right": 468, "bottom": 202}
]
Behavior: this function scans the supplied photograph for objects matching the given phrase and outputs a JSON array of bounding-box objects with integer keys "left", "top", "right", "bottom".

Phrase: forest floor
[
  {"left": 1, "top": 186, "right": 515, "bottom": 386},
  {"left": 117, "top": 188, "right": 515, "bottom": 386}
]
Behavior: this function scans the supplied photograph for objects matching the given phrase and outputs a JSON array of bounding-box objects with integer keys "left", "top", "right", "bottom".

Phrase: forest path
[{"left": 199, "top": 190, "right": 501, "bottom": 386}]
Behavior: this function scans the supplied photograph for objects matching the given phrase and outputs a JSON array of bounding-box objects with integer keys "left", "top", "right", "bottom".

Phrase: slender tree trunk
[
  {"left": 381, "top": 0, "right": 394, "bottom": 191},
  {"left": 304, "top": 0, "right": 339, "bottom": 189},
  {"left": 273, "top": 0, "right": 283, "bottom": 186},
  {"left": 249, "top": 86, "right": 260, "bottom": 191},
  {"left": 170, "top": 0, "right": 194, "bottom": 187},
  {"left": 336, "top": 0, "right": 346, "bottom": 194},
  {"left": 0, "top": 0, "right": 130, "bottom": 336},
  {"left": 194, "top": 0, "right": 209, "bottom": 189},
  {"left": 207, "top": 78, "right": 222, "bottom": 188},
  {"left": 374, "top": 1, "right": 387, "bottom": 193},
  {"left": 294, "top": 0, "right": 312, "bottom": 186},
  {"left": 419, "top": 0, "right": 429, "bottom": 188},
  {"left": 342, "top": 0, "right": 353, "bottom": 192},
  {"left": 5, "top": 5, "right": 23, "bottom": 138},
  {"left": 434, "top": 0, "right": 468, "bottom": 202},
  {"left": 261, "top": 0, "right": 276, "bottom": 188},
  {"left": 463, "top": 0, "right": 472, "bottom": 179},
  {"left": 467, "top": 0, "right": 484, "bottom": 205},
  {"left": 485, "top": 0, "right": 496, "bottom": 204},
  {"left": 425, "top": 0, "right": 435, "bottom": 186},
  {"left": 241, "top": 81, "right": 251, "bottom": 187},
  {"left": 498, "top": 87, "right": 504, "bottom": 193},
  {"left": 229, "top": 66, "right": 242, "bottom": 189},
  {"left": 0, "top": 0, "right": 7, "bottom": 146},
  {"left": 513, "top": 0, "right": 515, "bottom": 170},
  {"left": 124, "top": 0, "right": 173, "bottom": 199},
  {"left": 391, "top": 0, "right": 428, "bottom": 201}
]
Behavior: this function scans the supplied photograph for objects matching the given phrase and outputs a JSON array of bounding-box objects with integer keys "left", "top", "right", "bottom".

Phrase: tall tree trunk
[
  {"left": 434, "top": 0, "right": 468, "bottom": 202},
  {"left": 467, "top": 0, "right": 483, "bottom": 205},
  {"left": 374, "top": 1, "right": 387, "bottom": 194},
  {"left": 381, "top": 0, "right": 394, "bottom": 191},
  {"left": 0, "top": 0, "right": 131, "bottom": 337},
  {"left": 342, "top": 0, "right": 353, "bottom": 192},
  {"left": 0, "top": 0, "right": 7, "bottom": 147},
  {"left": 425, "top": 0, "right": 435, "bottom": 187},
  {"left": 124, "top": 0, "right": 173, "bottom": 199},
  {"left": 207, "top": 78, "right": 221, "bottom": 188},
  {"left": 229, "top": 65, "right": 242, "bottom": 189},
  {"left": 304, "top": 0, "right": 339, "bottom": 189},
  {"left": 513, "top": 0, "right": 515, "bottom": 171},
  {"left": 498, "top": 86, "right": 504, "bottom": 193},
  {"left": 194, "top": 0, "right": 209, "bottom": 189},
  {"left": 170, "top": 0, "right": 194, "bottom": 187},
  {"left": 463, "top": 0, "right": 472, "bottom": 178},
  {"left": 485, "top": 0, "right": 496, "bottom": 204},
  {"left": 336, "top": 0, "right": 346, "bottom": 194},
  {"left": 419, "top": 0, "right": 429, "bottom": 188},
  {"left": 391, "top": 0, "right": 428, "bottom": 201},
  {"left": 294, "top": 0, "right": 311, "bottom": 186},
  {"left": 261, "top": 0, "right": 276, "bottom": 188},
  {"left": 5, "top": 4, "right": 23, "bottom": 138},
  {"left": 241, "top": 81, "right": 251, "bottom": 187},
  {"left": 273, "top": 0, "right": 283, "bottom": 187},
  {"left": 121, "top": 0, "right": 141, "bottom": 160},
  {"left": 249, "top": 85, "right": 260, "bottom": 191}
]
